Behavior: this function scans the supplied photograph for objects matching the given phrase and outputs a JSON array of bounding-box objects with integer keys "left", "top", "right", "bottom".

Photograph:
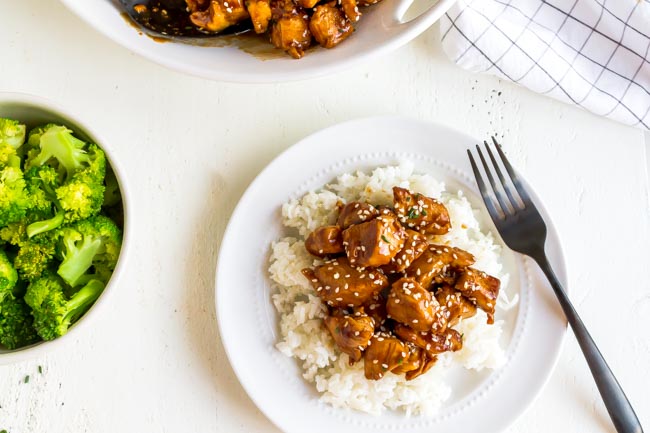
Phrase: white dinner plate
[
  {"left": 215, "top": 116, "right": 568, "bottom": 433},
  {"left": 60, "top": 0, "right": 457, "bottom": 83}
]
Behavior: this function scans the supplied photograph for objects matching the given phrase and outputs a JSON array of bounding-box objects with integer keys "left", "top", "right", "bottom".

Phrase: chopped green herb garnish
[
  {"left": 397, "top": 357, "right": 403, "bottom": 365},
  {"left": 335, "top": 326, "right": 340, "bottom": 335},
  {"left": 421, "top": 210, "right": 428, "bottom": 216},
  {"left": 381, "top": 235, "right": 390, "bottom": 243},
  {"left": 1, "top": 429, "right": 8, "bottom": 433},
  {"left": 408, "top": 208, "right": 419, "bottom": 219},
  {"left": 23, "top": 375, "right": 29, "bottom": 384},
  {"left": 38, "top": 366, "right": 42, "bottom": 374}
]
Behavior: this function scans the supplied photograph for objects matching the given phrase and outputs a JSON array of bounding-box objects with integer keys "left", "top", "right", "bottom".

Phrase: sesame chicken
[
  {"left": 269, "top": 0, "right": 312, "bottom": 59},
  {"left": 336, "top": 201, "right": 379, "bottom": 229},
  {"left": 340, "top": 0, "right": 361, "bottom": 22},
  {"left": 245, "top": 0, "right": 272, "bottom": 33},
  {"left": 455, "top": 267, "right": 500, "bottom": 324},
  {"left": 299, "top": 186, "right": 501, "bottom": 382},
  {"left": 302, "top": 257, "right": 389, "bottom": 308},
  {"left": 386, "top": 277, "right": 447, "bottom": 332},
  {"left": 380, "top": 228, "right": 428, "bottom": 274},
  {"left": 435, "top": 285, "right": 477, "bottom": 326},
  {"left": 405, "top": 244, "right": 475, "bottom": 289},
  {"left": 392, "top": 346, "right": 437, "bottom": 381},
  {"left": 394, "top": 324, "right": 463, "bottom": 357},
  {"left": 342, "top": 212, "right": 406, "bottom": 267},
  {"left": 309, "top": 3, "right": 354, "bottom": 49},
  {"left": 305, "top": 225, "right": 344, "bottom": 257},
  {"left": 324, "top": 310, "right": 374, "bottom": 364},
  {"left": 392, "top": 186, "right": 451, "bottom": 235},
  {"left": 363, "top": 292, "right": 388, "bottom": 329},
  {"left": 363, "top": 334, "right": 409, "bottom": 380},
  {"left": 189, "top": 0, "right": 250, "bottom": 33}
]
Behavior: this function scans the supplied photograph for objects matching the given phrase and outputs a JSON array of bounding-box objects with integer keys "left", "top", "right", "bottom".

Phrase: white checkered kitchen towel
[{"left": 440, "top": 0, "right": 650, "bottom": 129}]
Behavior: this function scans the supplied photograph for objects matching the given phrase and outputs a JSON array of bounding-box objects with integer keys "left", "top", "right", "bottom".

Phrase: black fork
[{"left": 468, "top": 138, "right": 643, "bottom": 433}]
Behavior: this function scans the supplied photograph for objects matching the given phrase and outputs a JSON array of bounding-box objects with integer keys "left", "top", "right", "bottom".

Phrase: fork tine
[
  {"left": 484, "top": 140, "right": 520, "bottom": 210},
  {"left": 467, "top": 149, "right": 502, "bottom": 221},
  {"left": 476, "top": 143, "right": 513, "bottom": 215},
  {"left": 491, "top": 136, "right": 533, "bottom": 206}
]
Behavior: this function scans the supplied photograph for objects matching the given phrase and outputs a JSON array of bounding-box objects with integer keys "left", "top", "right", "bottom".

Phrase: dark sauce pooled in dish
[{"left": 121, "top": 0, "right": 252, "bottom": 36}]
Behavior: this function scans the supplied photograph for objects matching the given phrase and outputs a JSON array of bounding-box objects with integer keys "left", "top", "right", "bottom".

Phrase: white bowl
[
  {"left": 0, "top": 92, "right": 132, "bottom": 364},
  {"left": 60, "top": 0, "right": 457, "bottom": 83}
]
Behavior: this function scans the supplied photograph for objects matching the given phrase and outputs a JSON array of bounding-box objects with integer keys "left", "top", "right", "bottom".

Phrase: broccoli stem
[
  {"left": 62, "top": 279, "right": 104, "bottom": 325},
  {"left": 26, "top": 211, "right": 64, "bottom": 238},
  {"left": 57, "top": 235, "right": 103, "bottom": 287}
]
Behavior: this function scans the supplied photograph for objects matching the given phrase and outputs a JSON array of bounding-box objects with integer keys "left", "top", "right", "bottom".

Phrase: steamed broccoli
[
  {"left": 0, "top": 166, "right": 30, "bottom": 227},
  {"left": 0, "top": 221, "right": 58, "bottom": 282},
  {"left": 57, "top": 216, "right": 121, "bottom": 287},
  {"left": 0, "top": 251, "right": 39, "bottom": 349},
  {"left": 24, "top": 274, "right": 104, "bottom": 341},
  {"left": 0, "top": 118, "right": 26, "bottom": 149},
  {"left": 0, "top": 119, "right": 122, "bottom": 349},
  {"left": 0, "top": 118, "right": 26, "bottom": 168},
  {"left": 0, "top": 295, "right": 39, "bottom": 349},
  {"left": 24, "top": 125, "right": 106, "bottom": 235},
  {"left": 0, "top": 250, "right": 18, "bottom": 301}
]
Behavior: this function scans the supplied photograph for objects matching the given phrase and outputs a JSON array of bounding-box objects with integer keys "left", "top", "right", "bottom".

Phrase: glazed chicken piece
[
  {"left": 296, "top": 0, "right": 320, "bottom": 8},
  {"left": 324, "top": 310, "right": 375, "bottom": 364},
  {"left": 309, "top": 3, "right": 354, "bottom": 49},
  {"left": 342, "top": 213, "right": 406, "bottom": 267},
  {"left": 386, "top": 277, "right": 447, "bottom": 332},
  {"left": 302, "top": 257, "right": 389, "bottom": 308},
  {"left": 363, "top": 333, "right": 410, "bottom": 380},
  {"left": 381, "top": 229, "right": 428, "bottom": 274},
  {"left": 391, "top": 345, "right": 437, "bottom": 380},
  {"left": 337, "top": 201, "right": 379, "bottom": 230},
  {"left": 394, "top": 324, "right": 463, "bottom": 357},
  {"left": 340, "top": 0, "right": 361, "bottom": 22},
  {"left": 305, "top": 225, "right": 344, "bottom": 257},
  {"left": 393, "top": 187, "right": 451, "bottom": 235},
  {"left": 246, "top": 0, "right": 272, "bottom": 33},
  {"left": 455, "top": 268, "right": 500, "bottom": 324},
  {"left": 270, "top": 0, "right": 312, "bottom": 59},
  {"left": 190, "top": 0, "right": 250, "bottom": 33},
  {"left": 405, "top": 244, "right": 475, "bottom": 289},
  {"left": 435, "top": 285, "right": 477, "bottom": 326},
  {"left": 363, "top": 293, "right": 388, "bottom": 330}
]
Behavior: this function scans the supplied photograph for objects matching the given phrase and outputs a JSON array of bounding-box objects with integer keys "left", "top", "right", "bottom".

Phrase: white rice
[{"left": 270, "top": 162, "right": 513, "bottom": 416}]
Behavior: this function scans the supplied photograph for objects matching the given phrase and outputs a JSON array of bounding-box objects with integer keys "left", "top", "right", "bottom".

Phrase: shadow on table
[{"left": 181, "top": 171, "right": 278, "bottom": 431}]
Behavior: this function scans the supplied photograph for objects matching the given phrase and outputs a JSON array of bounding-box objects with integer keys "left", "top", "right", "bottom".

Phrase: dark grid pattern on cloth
[{"left": 440, "top": 0, "right": 650, "bottom": 129}]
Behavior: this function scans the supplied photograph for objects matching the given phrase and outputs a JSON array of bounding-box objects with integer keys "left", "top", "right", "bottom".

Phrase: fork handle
[{"left": 533, "top": 253, "right": 643, "bottom": 433}]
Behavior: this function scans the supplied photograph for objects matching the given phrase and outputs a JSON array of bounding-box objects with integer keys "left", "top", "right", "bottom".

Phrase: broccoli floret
[
  {"left": 24, "top": 274, "right": 104, "bottom": 341},
  {"left": 57, "top": 216, "right": 121, "bottom": 287},
  {"left": 26, "top": 125, "right": 91, "bottom": 180},
  {"left": 0, "top": 250, "right": 18, "bottom": 301},
  {"left": 0, "top": 166, "right": 29, "bottom": 228},
  {"left": 24, "top": 127, "right": 106, "bottom": 234},
  {"left": 0, "top": 221, "right": 58, "bottom": 282},
  {"left": 0, "top": 251, "right": 39, "bottom": 349},
  {"left": 0, "top": 295, "right": 40, "bottom": 349},
  {"left": 0, "top": 118, "right": 26, "bottom": 150}
]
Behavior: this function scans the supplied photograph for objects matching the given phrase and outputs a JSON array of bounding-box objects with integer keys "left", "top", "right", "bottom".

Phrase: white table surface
[{"left": 1, "top": 1, "right": 649, "bottom": 432}]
